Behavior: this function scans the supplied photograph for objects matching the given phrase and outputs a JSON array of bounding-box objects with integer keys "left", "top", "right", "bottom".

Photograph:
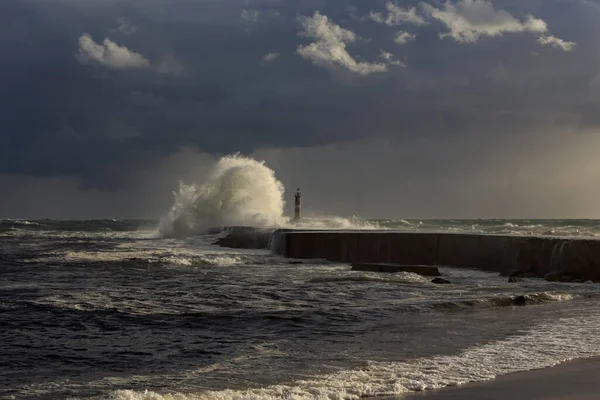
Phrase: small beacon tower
[{"left": 294, "top": 188, "right": 302, "bottom": 221}]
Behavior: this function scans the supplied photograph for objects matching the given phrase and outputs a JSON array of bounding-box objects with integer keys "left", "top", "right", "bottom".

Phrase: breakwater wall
[
  {"left": 213, "top": 226, "right": 279, "bottom": 249},
  {"left": 270, "top": 230, "right": 600, "bottom": 280}
]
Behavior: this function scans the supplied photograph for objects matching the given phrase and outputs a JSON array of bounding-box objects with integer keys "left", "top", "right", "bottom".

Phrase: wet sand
[{"left": 402, "top": 357, "right": 600, "bottom": 400}]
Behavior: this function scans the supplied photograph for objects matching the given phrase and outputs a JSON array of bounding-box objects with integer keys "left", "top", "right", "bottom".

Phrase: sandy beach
[{"left": 402, "top": 357, "right": 600, "bottom": 400}]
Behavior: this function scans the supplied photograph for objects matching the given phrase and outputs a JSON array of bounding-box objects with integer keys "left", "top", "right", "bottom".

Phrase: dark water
[{"left": 2, "top": 219, "right": 600, "bottom": 400}]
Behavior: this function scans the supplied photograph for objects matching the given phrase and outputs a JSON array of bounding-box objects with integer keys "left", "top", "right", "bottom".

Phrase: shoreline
[{"left": 401, "top": 357, "right": 600, "bottom": 399}]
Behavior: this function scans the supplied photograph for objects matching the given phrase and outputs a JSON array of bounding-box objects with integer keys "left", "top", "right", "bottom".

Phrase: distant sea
[{"left": 2, "top": 218, "right": 600, "bottom": 399}]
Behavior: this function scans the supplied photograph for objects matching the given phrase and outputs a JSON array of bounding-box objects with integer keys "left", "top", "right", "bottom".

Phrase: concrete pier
[
  {"left": 213, "top": 226, "right": 277, "bottom": 249},
  {"left": 271, "top": 230, "right": 600, "bottom": 281}
]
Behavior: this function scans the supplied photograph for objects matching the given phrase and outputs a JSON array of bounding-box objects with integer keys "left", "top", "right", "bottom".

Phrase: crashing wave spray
[{"left": 159, "top": 155, "right": 287, "bottom": 237}]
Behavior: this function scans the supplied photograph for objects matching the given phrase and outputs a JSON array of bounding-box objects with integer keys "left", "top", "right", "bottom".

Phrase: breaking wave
[
  {"left": 309, "top": 271, "right": 431, "bottom": 285},
  {"left": 159, "top": 155, "right": 287, "bottom": 237},
  {"left": 60, "top": 250, "right": 280, "bottom": 268},
  {"left": 291, "top": 217, "right": 381, "bottom": 230},
  {"left": 158, "top": 155, "right": 384, "bottom": 237},
  {"left": 429, "top": 291, "right": 576, "bottom": 310}
]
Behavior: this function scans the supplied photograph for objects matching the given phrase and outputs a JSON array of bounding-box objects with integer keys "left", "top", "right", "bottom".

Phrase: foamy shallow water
[
  {"left": 112, "top": 312, "right": 600, "bottom": 399},
  {"left": 3, "top": 219, "right": 600, "bottom": 399}
]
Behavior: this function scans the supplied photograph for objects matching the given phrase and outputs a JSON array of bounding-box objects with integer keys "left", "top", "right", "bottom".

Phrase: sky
[{"left": 2, "top": 0, "right": 600, "bottom": 219}]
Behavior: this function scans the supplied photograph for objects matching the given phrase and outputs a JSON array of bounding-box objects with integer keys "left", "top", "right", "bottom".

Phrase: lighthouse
[{"left": 294, "top": 188, "right": 302, "bottom": 221}]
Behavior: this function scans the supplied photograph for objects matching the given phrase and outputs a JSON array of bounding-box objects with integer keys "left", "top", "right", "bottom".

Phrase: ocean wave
[
  {"left": 60, "top": 249, "right": 273, "bottom": 268},
  {"left": 158, "top": 155, "right": 288, "bottom": 237},
  {"left": 20, "top": 299, "right": 111, "bottom": 314},
  {"left": 370, "top": 219, "right": 600, "bottom": 238},
  {"left": 309, "top": 272, "right": 431, "bottom": 285},
  {"left": 109, "top": 313, "right": 600, "bottom": 400},
  {"left": 156, "top": 155, "right": 391, "bottom": 238},
  {"left": 1, "top": 219, "right": 44, "bottom": 226},
  {"left": 541, "top": 228, "right": 600, "bottom": 237},
  {"left": 430, "top": 291, "right": 575, "bottom": 310},
  {"left": 160, "top": 255, "right": 244, "bottom": 267},
  {"left": 159, "top": 252, "right": 289, "bottom": 267},
  {"left": 289, "top": 216, "right": 385, "bottom": 230}
]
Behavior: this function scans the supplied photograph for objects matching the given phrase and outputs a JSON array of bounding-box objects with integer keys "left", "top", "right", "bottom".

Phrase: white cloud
[
  {"left": 538, "top": 35, "right": 576, "bottom": 52},
  {"left": 379, "top": 50, "right": 406, "bottom": 67},
  {"left": 263, "top": 53, "right": 280, "bottom": 63},
  {"left": 421, "top": 0, "right": 548, "bottom": 43},
  {"left": 297, "top": 11, "right": 387, "bottom": 75},
  {"left": 76, "top": 33, "right": 150, "bottom": 69},
  {"left": 379, "top": 50, "right": 394, "bottom": 61},
  {"left": 394, "top": 31, "right": 416, "bottom": 45},
  {"left": 370, "top": 2, "right": 427, "bottom": 26},
  {"left": 112, "top": 18, "right": 138, "bottom": 36},
  {"left": 77, "top": 34, "right": 183, "bottom": 74}
]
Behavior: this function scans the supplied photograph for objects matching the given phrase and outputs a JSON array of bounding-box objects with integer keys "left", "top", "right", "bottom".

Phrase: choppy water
[
  {"left": 2, "top": 219, "right": 600, "bottom": 400},
  {"left": 361, "top": 218, "right": 600, "bottom": 237}
]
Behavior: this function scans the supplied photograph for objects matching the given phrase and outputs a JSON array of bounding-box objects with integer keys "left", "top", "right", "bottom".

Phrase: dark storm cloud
[{"left": 2, "top": 0, "right": 600, "bottom": 217}]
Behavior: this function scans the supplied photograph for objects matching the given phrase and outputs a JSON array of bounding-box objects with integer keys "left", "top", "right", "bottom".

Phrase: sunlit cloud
[
  {"left": 297, "top": 11, "right": 387, "bottom": 75},
  {"left": 394, "top": 31, "right": 416, "bottom": 45},
  {"left": 538, "top": 35, "right": 576, "bottom": 52},
  {"left": 370, "top": 2, "right": 427, "bottom": 26},
  {"left": 421, "top": 0, "right": 547, "bottom": 43},
  {"left": 76, "top": 34, "right": 150, "bottom": 69}
]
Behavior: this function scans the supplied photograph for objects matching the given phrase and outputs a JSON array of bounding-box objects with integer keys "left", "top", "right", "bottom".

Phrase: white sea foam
[
  {"left": 429, "top": 291, "right": 577, "bottom": 311},
  {"left": 8, "top": 219, "right": 43, "bottom": 226},
  {"left": 159, "top": 155, "right": 287, "bottom": 237},
  {"left": 157, "top": 155, "right": 386, "bottom": 238},
  {"left": 110, "top": 314, "right": 600, "bottom": 400},
  {"left": 57, "top": 249, "right": 255, "bottom": 268},
  {"left": 309, "top": 271, "right": 431, "bottom": 285},
  {"left": 161, "top": 255, "right": 246, "bottom": 267},
  {"left": 291, "top": 217, "right": 383, "bottom": 230},
  {"left": 531, "top": 292, "right": 574, "bottom": 302}
]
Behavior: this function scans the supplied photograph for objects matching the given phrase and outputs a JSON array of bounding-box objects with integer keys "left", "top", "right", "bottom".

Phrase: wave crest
[
  {"left": 157, "top": 155, "right": 388, "bottom": 237},
  {"left": 159, "top": 155, "right": 287, "bottom": 237}
]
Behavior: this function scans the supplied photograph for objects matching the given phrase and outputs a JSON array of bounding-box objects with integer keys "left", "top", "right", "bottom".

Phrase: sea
[{"left": 3, "top": 218, "right": 600, "bottom": 400}]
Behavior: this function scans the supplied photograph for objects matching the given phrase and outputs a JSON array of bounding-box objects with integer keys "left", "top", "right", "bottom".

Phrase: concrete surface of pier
[
  {"left": 270, "top": 230, "right": 600, "bottom": 281},
  {"left": 212, "top": 227, "right": 600, "bottom": 281}
]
